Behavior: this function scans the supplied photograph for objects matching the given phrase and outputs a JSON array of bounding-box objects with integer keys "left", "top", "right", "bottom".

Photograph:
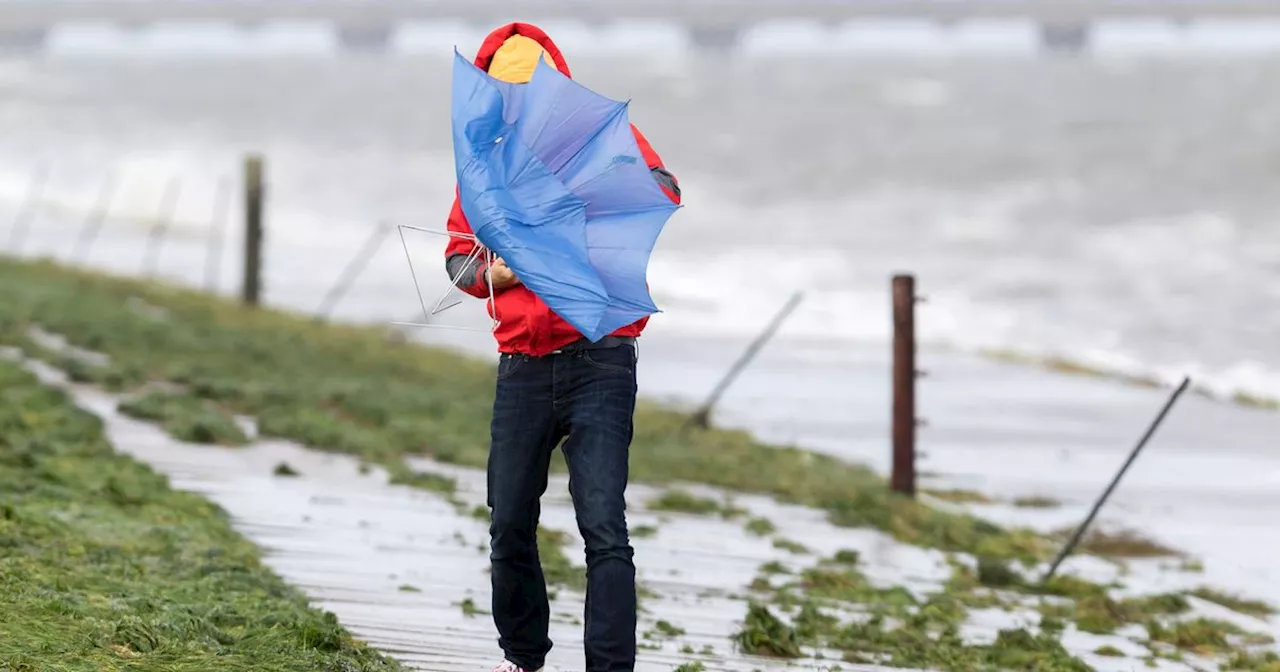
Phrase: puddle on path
[
  {"left": 16, "top": 351, "right": 1272, "bottom": 672},
  {"left": 19, "top": 357, "right": 875, "bottom": 672}
]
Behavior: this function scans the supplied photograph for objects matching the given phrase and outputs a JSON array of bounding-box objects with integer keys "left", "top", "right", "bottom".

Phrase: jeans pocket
[
  {"left": 582, "top": 346, "right": 635, "bottom": 375},
  {"left": 496, "top": 354, "right": 527, "bottom": 380}
]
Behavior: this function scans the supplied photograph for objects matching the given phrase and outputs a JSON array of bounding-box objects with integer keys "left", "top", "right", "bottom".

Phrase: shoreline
[{"left": 5, "top": 193, "right": 1280, "bottom": 419}]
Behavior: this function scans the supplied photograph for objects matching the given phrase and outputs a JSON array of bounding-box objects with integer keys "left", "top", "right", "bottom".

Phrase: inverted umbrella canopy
[{"left": 450, "top": 49, "right": 680, "bottom": 342}]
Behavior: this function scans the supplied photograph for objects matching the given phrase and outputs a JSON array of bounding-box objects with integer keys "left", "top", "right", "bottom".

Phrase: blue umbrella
[{"left": 449, "top": 49, "right": 680, "bottom": 342}]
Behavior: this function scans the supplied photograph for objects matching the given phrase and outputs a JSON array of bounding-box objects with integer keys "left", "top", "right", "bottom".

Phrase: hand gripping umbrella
[{"left": 450, "top": 49, "right": 680, "bottom": 342}]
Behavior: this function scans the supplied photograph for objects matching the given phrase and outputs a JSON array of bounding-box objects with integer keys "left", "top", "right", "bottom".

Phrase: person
[{"left": 442, "top": 22, "right": 681, "bottom": 672}]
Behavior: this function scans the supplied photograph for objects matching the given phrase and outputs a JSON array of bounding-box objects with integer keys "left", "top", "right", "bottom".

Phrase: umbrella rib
[
  {"left": 536, "top": 103, "right": 630, "bottom": 181},
  {"left": 429, "top": 243, "right": 483, "bottom": 316},
  {"left": 397, "top": 224, "right": 432, "bottom": 324}
]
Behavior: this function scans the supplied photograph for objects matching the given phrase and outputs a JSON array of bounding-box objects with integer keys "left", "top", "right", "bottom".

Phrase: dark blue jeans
[{"left": 487, "top": 343, "right": 638, "bottom": 672}]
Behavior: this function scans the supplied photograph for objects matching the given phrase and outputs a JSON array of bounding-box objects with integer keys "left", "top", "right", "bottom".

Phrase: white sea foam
[{"left": 4, "top": 47, "right": 1280, "bottom": 412}]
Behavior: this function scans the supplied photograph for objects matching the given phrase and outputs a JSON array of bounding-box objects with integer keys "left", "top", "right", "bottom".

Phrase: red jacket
[{"left": 444, "top": 22, "right": 681, "bottom": 356}]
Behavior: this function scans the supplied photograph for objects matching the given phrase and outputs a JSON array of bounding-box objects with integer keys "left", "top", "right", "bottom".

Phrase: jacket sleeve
[
  {"left": 630, "top": 124, "right": 682, "bottom": 205},
  {"left": 443, "top": 192, "right": 492, "bottom": 299}
]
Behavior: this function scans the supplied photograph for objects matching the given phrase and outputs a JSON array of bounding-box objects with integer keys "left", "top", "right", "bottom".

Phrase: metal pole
[
  {"left": 203, "top": 176, "right": 232, "bottom": 293},
  {"left": 7, "top": 165, "right": 49, "bottom": 255},
  {"left": 141, "top": 175, "right": 182, "bottom": 277},
  {"left": 314, "top": 221, "right": 395, "bottom": 320},
  {"left": 685, "top": 290, "right": 804, "bottom": 430},
  {"left": 1040, "top": 376, "right": 1192, "bottom": 582},
  {"left": 70, "top": 172, "right": 119, "bottom": 264},
  {"left": 242, "top": 155, "right": 264, "bottom": 306},
  {"left": 891, "top": 274, "right": 917, "bottom": 497}
]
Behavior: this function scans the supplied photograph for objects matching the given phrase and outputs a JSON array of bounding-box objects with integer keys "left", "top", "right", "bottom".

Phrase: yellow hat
[{"left": 488, "top": 35, "right": 556, "bottom": 84}]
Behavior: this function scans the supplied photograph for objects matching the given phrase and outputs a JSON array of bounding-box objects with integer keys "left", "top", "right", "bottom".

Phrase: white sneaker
[{"left": 491, "top": 661, "right": 542, "bottom": 672}]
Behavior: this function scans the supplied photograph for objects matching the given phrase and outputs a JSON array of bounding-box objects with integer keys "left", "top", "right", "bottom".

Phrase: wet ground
[
  {"left": 13, "top": 333, "right": 1278, "bottom": 671},
  {"left": 9, "top": 193, "right": 1280, "bottom": 620},
  {"left": 18, "top": 356, "right": 896, "bottom": 672},
  {"left": 635, "top": 333, "right": 1280, "bottom": 618}
]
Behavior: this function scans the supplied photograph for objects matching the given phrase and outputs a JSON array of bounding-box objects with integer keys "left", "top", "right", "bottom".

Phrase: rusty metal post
[
  {"left": 891, "top": 274, "right": 917, "bottom": 497},
  {"left": 241, "top": 155, "right": 264, "bottom": 306}
]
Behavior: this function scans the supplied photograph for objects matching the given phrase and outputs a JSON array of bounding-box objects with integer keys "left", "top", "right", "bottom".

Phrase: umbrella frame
[{"left": 392, "top": 224, "right": 500, "bottom": 334}]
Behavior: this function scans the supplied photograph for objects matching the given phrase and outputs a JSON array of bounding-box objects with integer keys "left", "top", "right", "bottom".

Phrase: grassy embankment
[
  {"left": 4, "top": 258, "right": 1278, "bottom": 671},
  {"left": 0, "top": 258, "right": 1045, "bottom": 563},
  {"left": 0, "top": 359, "right": 401, "bottom": 671}
]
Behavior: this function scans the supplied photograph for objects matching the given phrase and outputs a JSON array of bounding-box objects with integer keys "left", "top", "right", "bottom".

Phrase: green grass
[
  {"left": 538, "top": 527, "right": 585, "bottom": 592},
  {"left": 0, "top": 259, "right": 1049, "bottom": 563},
  {"left": 830, "top": 549, "right": 861, "bottom": 565},
  {"left": 632, "top": 524, "right": 659, "bottom": 539},
  {"left": 1225, "top": 650, "right": 1280, "bottom": 670},
  {"left": 734, "top": 549, "right": 1277, "bottom": 671},
  {"left": 1013, "top": 495, "right": 1063, "bottom": 509},
  {"left": 734, "top": 599, "right": 1094, "bottom": 671},
  {"left": 0, "top": 360, "right": 400, "bottom": 671},
  {"left": 458, "top": 597, "right": 486, "bottom": 618},
  {"left": 1038, "top": 591, "right": 1192, "bottom": 636},
  {"left": 1189, "top": 587, "right": 1277, "bottom": 617},
  {"left": 117, "top": 389, "right": 249, "bottom": 446},
  {"left": 758, "top": 561, "right": 791, "bottom": 576},
  {"left": 647, "top": 620, "right": 686, "bottom": 639},
  {"left": 743, "top": 516, "right": 776, "bottom": 536},
  {"left": 732, "top": 603, "right": 802, "bottom": 658},
  {"left": 960, "top": 558, "right": 1204, "bottom": 637},
  {"left": 1053, "top": 527, "right": 1180, "bottom": 558},
  {"left": 924, "top": 489, "right": 996, "bottom": 504},
  {"left": 386, "top": 466, "right": 457, "bottom": 496},
  {"left": 647, "top": 489, "right": 725, "bottom": 516},
  {"left": 1146, "top": 618, "right": 1247, "bottom": 656},
  {"left": 8, "top": 259, "right": 1276, "bottom": 669},
  {"left": 772, "top": 537, "right": 809, "bottom": 554}
]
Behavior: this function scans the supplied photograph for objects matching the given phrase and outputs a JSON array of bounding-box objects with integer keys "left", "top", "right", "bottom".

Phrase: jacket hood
[{"left": 474, "top": 22, "right": 571, "bottom": 79}]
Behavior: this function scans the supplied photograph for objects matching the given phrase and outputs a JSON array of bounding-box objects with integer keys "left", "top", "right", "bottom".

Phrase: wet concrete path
[
  {"left": 12, "top": 342, "right": 1272, "bottom": 672},
  {"left": 18, "top": 356, "right": 904, "bottom": 672}
]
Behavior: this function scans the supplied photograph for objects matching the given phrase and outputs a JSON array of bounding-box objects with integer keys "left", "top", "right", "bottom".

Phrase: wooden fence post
[{"left": 242, "top": 155, "right": 264, "bottom": 306}]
